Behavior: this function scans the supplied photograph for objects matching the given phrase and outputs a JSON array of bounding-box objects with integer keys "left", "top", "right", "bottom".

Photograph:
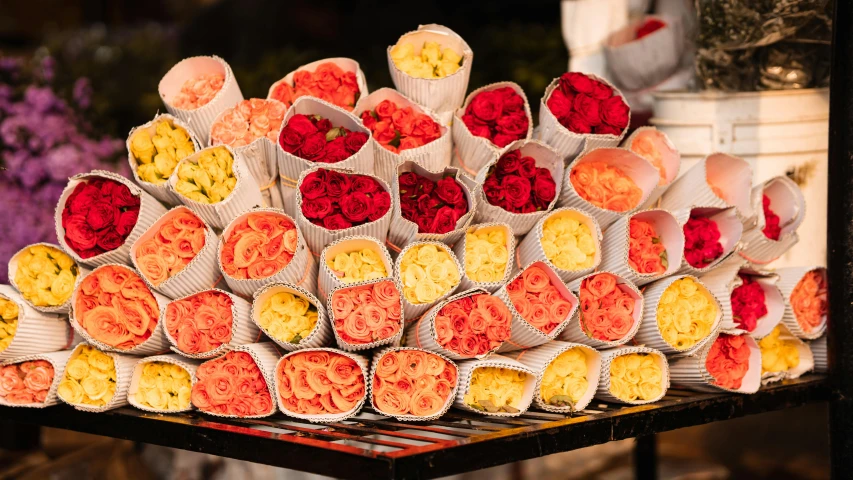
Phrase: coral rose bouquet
[
  {"left": 8, "top": 243, "right": 85, "bottom": 314},
  {"left": 252, "top": 283, "right": 332, "bottom": 352},
  {"left": 0, "top": 350, "right": 72, "bottom": 408},
  {"left": 55, "top": 171, "right": 166, "bottom": 267},
  {"left": 622, "top": 127, "right": 681, "bottom": 207},
  {"left": 739, "top": 176, "right": 805, "bottom": 265},
  {"left": 318, "top": 236, "right": 393, "bottom": 298},
  {"left": 370, "top": 347, "right": 459, "bottom": 421},
  {"left": 164, "top": 289, "right": 259, "bottom": 359},
  {"left": 596, "top": 347, "right": 668, "bottom": 405},
  {"left": 190, "top": 344, "right": 279, "bottom": 418},
  {"left": 475, "top": 140, "right": 562, "bottom": 235},
  {"left": 598, "top": 210, "right": 684, "bottom": 285},
  {"left": 776, "top": 267, "right": 828, "bottom": 339},
  {"left": 455, "top": 356, "right": 535, "bottom": 417},
  {"left": 394, "top": 242, "right": 462, "bottom": 319},
  {"left": 560, "top": 272, "right": 642, "bottom": 348},
  {"left": 57, "top": 343, "right": 137, "bottom": 412},
  {"left": 668, "top": 332, "right": 761, "bottom": 394},
  {"left": 275, "top": 348, "right": 368, "bottom": 422},
  {"left": 452, "top": 82, "right": 532, "bottom": 176},
  {"left": 758, "top": 324, "right": 814, "bottom": 383},
  {"left": 0, "top": 285, "right": 73, "bottom": 361},
  {"left": 268, "top": 58, "right": 367, "bottom": 112},
  {"left": 660, "top": 153, "right": 754, "bottom": 221},
  {"left": 329, "top": 279, "right": 404, "bottom": 351},
  {"left": 517, "top": 208, "right": 602, "bottom": 283},
  {"left": 677, "top": 207, "right": 743, "bottom": 273},
  {"left": 126, "top": 113, "right": 199, "bottom": 204},
  {"left": 453, "top": 223, "right": 514, "bottom": 292},
  {"left": 128, "top": 355, "right": 197, "bottom": 413}
]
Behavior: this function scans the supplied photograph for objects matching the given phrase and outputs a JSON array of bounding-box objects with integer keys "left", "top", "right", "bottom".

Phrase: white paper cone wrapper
[
  {"left": 127, "top": 354, "right": 200, "bottom": 413},
  {"left": 775, "top": 266, "right": 828, "bottom": 339},
  {"left": 738, "top": 176, "right": 806, "bottom": 265},
  {"left": 354, "top": 88, "right": 452, "bottom": 184},
  {"left": 558, "top": 271, "right": 644, "bottom": 348},
  {"left": 495, "top": 261, "right": 579, "bottom": 352},
  {"left": 659, "top": 153, "right": 754, "bottom": 221},
  {"left": 54, "top": 170, "right": 169, "bottom": 268},
  {"left": 0, "top": 285, "right": 73, "bottom": 361},
  {"left": 451, "top": 82, "right": 533, "bottom": 177},
  {"left": 191, "top": 342, "right": 281, "bottom": 418},
  {"left": 452, "top": 223, "right": 516, "bottom": 293},
  {"left": 274, "top": 348, "right": 369, "bottom": 423},
  {"left": 621, "top": 127, "right": 681, "bottom": 209},
  {"left": 595, "top": 346, "right": 669, "bottom": 405},
  {"left": 634, "top": 274, "right": 723, "bottom": 355},
  {"left": 159, "top": 56, "right": 244, "bottom": 146},
  {"left": 251, "top": 283, "right": 331, "bottom": 352},
  {"left": 368, "top": 347, "right": 458, "bottom": 421},
  {"left": 454, "top": 355, "right": 536, "bottom": 417},
  {"left": 387, "top": 24, "right": 473, "bottom": 115},
  {"left": 516, "top": 208, "right": 603, "bottom": 284},
  {"left": 68, "top": 264, "right": 171, "bottom": 356},
  {"left": 604, "top": 16, "right": 684, "bottom": 91},
  {"left": 0, "top": 349, "right": 74, "bottom": 408},
  {"left": 810, "top": 336, "right": 827, "bottom": 373},
  {"left": 760, "top": 325, "right": 814, "bottom": 384},
  {"left": 328, "top": 278, "right": 405, "bottom": 352},
  {"left": 266, "top": 57, "right": 369, "bottom": 112},
  {"left": 217, "top": 207, "right": 316, "bottom": 298},
  {"left": 387, "top": 163, "right": 475, "bottom": 250},
  {"left": 536, "top": 75, "right": 629, "bottom": 161},
  {"left": 162, "top": 289, "right": 260, "bottom": 360},
  {"left": 168, "top": 145, "right": 264, "bottom": 230},
  {"left": 668, "top": 332, "right": 761, "bottom": 394},
  {"left": 673, "top": 206, "right": 745, "bottom": 276},
  {"left": 58, "top": 342, "right": 137, "bottom": 413},
  {"left": 394, "top": 241, "right": 463, "bottom": 320},
  {"left": 294, "top": 166, "right": 392, "bottom": 258},
  {"left": 473, "top": 140, "right": 563, "bottom": 236},
  {"left": 598, "top": 209, "right": 684, "bottom": 286},
  {"left": 130, "top": 206, "right": 221, "bottom": 299},
  {"left": 8, "top": 242, "right": 89, "bottom": 315},
  {"left": 558, "top": 148, "right": 660, "bottom": 230},
  {"left": 504, "top": 341, "right": 600, "bottom": 413},
  {"left": 318, "top": 236, "right": 394, "bottom": 300}
]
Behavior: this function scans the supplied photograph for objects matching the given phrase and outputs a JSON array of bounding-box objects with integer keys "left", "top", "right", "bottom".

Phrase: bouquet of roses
[
  {"left": 129, "top": 115, "right": 197, "bottom": 188},
  {"left": 398, "top": 171, "right": 468, "bottom": 234},
  {"left": 130, "top": 358, "right": 194, "bottom": 412},
  {"left": 576, "top": 273, "right": 637, "bottom": 343},
  {"left": 731, "top": 275, "right": 768, "bottom": 332},
  {"left": 360, "top": 99, "right": 442, "bottom": 153},
  {"left": 57, "top": 344, "right": 128, "bottom": 411},
  {"left": 255, "top": 285, "right": 328, "bottom": 350},
  {"left": 545, "top": 72, "right": 629, "bottom": 137},
  {"left": 299, "top": 169, "right": 391, "bottom": 230},
  {"left": 133, "top": 208, "right": 207, "bottom": 288},
  {"left": 431, "top": 292, "right": 513, "bottom": 358},
  {"left": 503, "top": 264, "right": 576, "bottom": 340},
  {"left": 628, "top": 219, "right": 668, "bottom": 275},
  {"left": 0, "top": 360, "right": 55, "bottom": 405},
  {"left": 762, "top": 194, "right": 782, "bottom": 240},
  {"left": 164, "top": 290, "right": 247, "bottom": 357},
  {"left": 787, "top": 268, "right": 828, "bottom": 336},
  {"left": 220, "top": 211, "right": 299, "bottom": 281},
  {"left": 169, "top": 72, "right": 225, "bottom": 110},
  {"left": 10, "top": 244, "right": 80, "bottom": 312},
  {"left": 275, "top": 349, "right": 367, "bottom": 420},
  {"left": 371, "top": 348, "right": 458, "bottom": 419},
  {"left": 460, "top": 86, "right": 530, "bottom": 148},
  {"left": 269, "top": 61, "right": 363, "bottom": 112},
  {"left": 683, "top": 214, "right": 724, "bottom": 268},
  {"left": 280, "top": 114, "right": 369, "bottom": 164},
  {"left": 482, "top": 149, "right": 558, "bottom": 214},
  {"left": 191, "top": 348, "right": 276, "bottom": 418},
  {"left": 210, "top": 99, "right": 286, "bottom": 147},
  {"left": 0, "top": 286, "right": 71, "bottom": 361},
  {"left": 569, "top": 161, "right": 643, "bottom": 213},
  {"left": 705, "top": 333, "right": 752, "bottom": 390},
  {"left": 330, "top": 279, "right": 403, "bottom": 349}
]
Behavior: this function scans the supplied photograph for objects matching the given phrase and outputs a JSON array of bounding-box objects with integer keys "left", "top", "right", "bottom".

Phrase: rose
[
  {"left": 501, "top": 175, "right": 532, "bottom": 209},
  {"left": 469, "top": 91, "right": 503, "bottom": 122},
  {"left": 340, "top": 192, "right": 372, "bottom": 223},
  {"left": 547, "top": 89, "right": 573, "bottom": 119},
  {"left": 323, "top": 214, "right": 353, "bottom": 231},
  {"left": 287, "top": 115, "right": 319, "bottom": 137},
  {"left": 560, "top": 72, "right": 594, "bottom": 94},
  {"left": 299, "top": 132, "right": 327, "bottom": 159},
  {"left": 302, "top": 196, "right": 334, "bottom": 220},
  {"left": 496, "top": 112, "right": 528, "bottom": 137},
  {"left": 300, "top": 171, "right": 327, "bottom": 199},
  {"left": 517, "top": 156, "right": 536, "bottom": 179},
  {"left": 600, "top": 96, "right": 630, "bottom": 129},
  {"left": 572, "top": 94, "right": 602, "bottom": 127},
  {"left": 64, "top": 215, "right": 97, "bottom": 250},
  {"left": 463, "top": 118, "right": 492, "bottom": 140},
  {"left": 369, "top": 191, "right": 391, "bottom": 222},
  {"left": 374, "top": 388, "right": 409, "bottom": 415},
  {"left": 68, "top": 183, "right": 100, "bottom": 214},
  {"left": 351, "top": 176, "right": 379, "bottom": 194},
  {"left": 344, "top": 132, "right": 368, "bottom": 153},
  {"left": 561, "top": 113, "right": 592, "bottom": 134},
  {"left": 435, "top": 177, "right": 464, "bottom": 205}
]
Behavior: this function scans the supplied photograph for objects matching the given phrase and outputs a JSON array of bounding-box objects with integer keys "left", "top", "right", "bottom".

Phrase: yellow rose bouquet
[
  {"left": 453, "top": 224, "right": 513, "bottom": 292},
  {"left": 456, "top": 356, "right": 534, "bottom": 417},
  {"left": 391, "top": 41, "right": 463, "bottom": 79},
  {"left": 508, "top": 341, "right": 600, "bottom": 412},
  {"left": 128, "top": 355, "right": 195, "bottom": 413},
  {"left": 57, "top": 343, "right": 136, "bottom": 412},
  {"left": 600, "top": 349, "right": 668, "bottom": 405},
  {"left": 9, "top": 243, "right": 82, "bottom": 313},
  {"left": 636, "top": 276, "right": 721, "bottom": 354},
  {"left": 0, "top": 285, "right": 71, "bottom": 361},
  {"left": 518, "top": 208, "right": 601, "bottom": 284},
  {"left": 253, "top": 284, "right": 331, "bottom": 351},
  {"left": 758, "top": 325, "right": 813, "bottom": 383},
  {"left": 127, "top": 114, "right": 197, "bottom": 206},
  {"left": 319, "top": 236, "right": 392, "bottom": 298},
  {"left": 395, "top": 242, "right": 462, "bottom": 318}
]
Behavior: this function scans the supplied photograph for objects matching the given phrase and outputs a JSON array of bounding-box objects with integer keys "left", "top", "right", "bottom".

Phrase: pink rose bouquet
[
  {"left": 331, "top": 280, "right": 403, "bottom": 346},
  {"left": 0, "top": 360, "right": 54, "bottom": 404}
]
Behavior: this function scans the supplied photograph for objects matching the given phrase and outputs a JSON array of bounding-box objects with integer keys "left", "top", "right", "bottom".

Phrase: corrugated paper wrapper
[
  {"left": 158, "top": 55, "right": 244, "bottom": 145},
  {"left": 761, "top": 324, "right": 814, "bottom": 385},
  {"left": 394, "top": 241, "right": 463, "bottom": 320},
  {"left": 595, "top": 346, "right": 670, "bottom": 405},
  {"left": 8, "top": 242, "right": 89, "bottom": 315},
  {"left": 58, "top": 342, "right": 138, "bottom": 413},
  {"left": 659, "top": 153, "right": 755, "bottom": 221},
  {"left": 69, "top": 264, "right": 171, "bottom": 356},
  {"left": 558, "top": 147, "right": 660, "bottom": 230},
  {"left": 598, "top": 209, "right": 685, "bottom": 287},
  {"left": 387, "top": 163, "right": 475, "bottom": 251},
  {"left": 192, "top": 343, "right": 281, "bottom": 418},
  {"left": 251, "top": 282, "right": 332, "bottom": 352},
  {"left": 559, "top": 271, "right": 644, "bottom": 349},
  {"left": 130, "top": 206, "right": 221, "bottom": 300},
  {"left": 516, "top": 208, "right": 603, "bottom": 284},
  {"left": 274, "top": 347, "right": 369, "bottom": 423},
  {"left": 604, "top": 16, "right": 684, "bottom": 91},
  {"left": 668, "top": 332, "right": 761, "bottom": 394},
  {"left": 776, "top": 266, "right": 828, "bottom": 340},
  {"left": 621, "top": 127, "right": 681, "bottom": 209},
  {"left": 354, "top": 88, "right": 452, "bottom": 183},
  {"left": 218, "top": 208, "right": 317, "bottom": 298},
  {"left": 454, "top": 355, "right": 536, "bottom": 417},
  {"left": 0, "top": 285, "right": 75, "bottom": 361},
  {"left": 810, "top": 336, "right": 827, "bottom": 373},
  {"left": 126, "top": 113, "right": 201, "bottom": 205},
  {"left": 387, "top": 24, "right": 473, "bottom": 117},
  {"left": 536, "top": 74, "right": 630, "bottom": 161},
  {"left": 451, "top": 82, "right": 533, "bottom": 177},
  {"left": 452, "top": 223, "right": 516, "bottom": 293},
  {"left": 673, "top": 206, "right": 744, "bottom": 276},
  {"left": 473, "top": 139, "right": 563, "bottom": 236},
  {"left": 505, "top": 341, "right": 601, "bottom": 413},
  {"left": 127, "top": 353, "right": 200, "bottom": 413},
  {"left": 318, "top": 236, "right": 394, "bottom": 300},
  {"left": 0, "top": 349, "right": 74, "bottom": 408},
  {"left": 167, "top": 145, "right": 264, "bottom": 230},
  {"left": 267, "top": 57, "right": 369, "bottom": 112},
  {"left": 368, "top": 347, "right": 459, "bottom": 421},
  {"left": 328, "top": 278, "right": 405, "bottom": 352},
  {"left": 54, "top": 170, "right": 168, "bottom": 268},
  {"left": 495, "top": 261, "right": 579, "bottom": 352},
  {"left": 738, "top": 176, "right": 805, "bottom": 265},
  {"left": 294, "top": 166, "right": 391, "bottom": 258},
  {"left": 635, "top": 274, "right": 723, "bottom": 355},
  {"left": 163, "top": 289, "right": 261, "bottom": 360}
]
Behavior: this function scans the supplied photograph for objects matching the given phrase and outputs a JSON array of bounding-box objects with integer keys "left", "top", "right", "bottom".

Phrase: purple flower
[
  {"left": 24, "top": 86, "right": 58, "bottom": 113},
  {"left": 39, "top": 56, "right": 56, "bottom": 82},
  {"left": 73, "top": 77, "right": 92, "bottom": 109}
]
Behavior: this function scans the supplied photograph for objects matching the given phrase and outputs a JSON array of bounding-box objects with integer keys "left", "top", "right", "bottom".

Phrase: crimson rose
[
  {"left": 299, "top": 169, "right": 390, "bottom": 230},
  {"left": 398, "top": 171, "right": 468, "bottom": 234},
  {"left": 483, "top": 149, "right": 557, "bottom": 213},
  {"left": 683, "top": 214, "right": 724, "bottom": 268},
  {"left": 280, "top": 113, "right": 368, "bottom": 163},
  {"left": 547, "top": 72, "right": 629, "bottom": 136},
  {"left": 61, "top": 177, "right": 141, "bottom": 259},
  {"left": 461, "top": 86, "right": 529, "bottom": 148}
]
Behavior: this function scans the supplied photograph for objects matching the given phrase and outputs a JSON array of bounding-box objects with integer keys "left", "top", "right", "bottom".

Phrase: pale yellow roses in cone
[
  {"left": 0, "top": 297, "right": 18, "bottom": 352},
  {"left": 258, "top": 291, "right": 319, "bottom": 344},
  {"left": 656, "top": 278, "right": 717, "bottom": 351},
  {"left": 399, "top": 244, "right": 460, "bottom": 305},
  {"left": 132, "top": 118, "right": 195, "bottom": 184},
  {"left": 327, "top": 249, "right": 387, "bottom": 284},
  {"left": 134, "top": 361, "right": 192, "bottom": 411},
  {"left": 464, "top": 229, "right": 508, "bottom": 284},
  {"left": 175, "top": 146, "right": 236, "bottom": 204},
  {"left": 57, "top": 345, "right": 117, "bottom": 407},
  {"left": 609, "top": 353, "right": 662, "bottom": 402},
  {"left": 464, "top": 367, "right": 527, "bottom": 413},
  {"left": 540, "top": 348, "right": 588, "bottom": 407},
  {"left": 541, "top": 215, "right": 596, "bottom": 271}
]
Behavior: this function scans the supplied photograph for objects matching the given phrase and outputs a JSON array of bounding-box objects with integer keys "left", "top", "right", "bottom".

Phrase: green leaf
[
  {"left": 468, "top": 403, "right": 485, "bottom": 411},
  {"left": 369, "top": 110, "right": 378, "bottom": 120},
  {"left": 388, "top": 131, "right": 402, "bottom": 148},
  {"left": 548, "top": 395, "right": 575, "bottom": 408},
  {"left": 325, "top": 127, "right": 345, "bottom": 142},
  {"left": 651, "top": 236, "right": 660, "bottom": 244},
  {"left": 660, "top": 250, "right": 669, "bottom": 269},
  {"left": 289, "top": 334, "right": 303, "bottom": 344}
]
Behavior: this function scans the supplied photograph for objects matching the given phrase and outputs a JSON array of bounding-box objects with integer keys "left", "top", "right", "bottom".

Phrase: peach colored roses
[
  {"left": 191, "top": 351, "right": 273, "bottom": 417},
  {"left": 434, "top": 293, "right": 512, "bottom": 357},
  {"left": 372, "top": 349, "right": 457, "bottom": 417},
  {"left": 790, "top": 271, "right": 828, "bottom": 333},
  {"left": 331, "top": 280, "right": 402, "bottom": 345},
  {"left": 210, "top": 99, "right": 286, "bottom": 147},
  {"left": 579, "top": 273, "right": 635, "bottom": 341},
  {"left": 221, "top": 212, "right": 298, "bottom": 280},
  {"left": 276, "top": 350, "right": 365, "bottom": 415},
  {"left": 506, "top": 265, "right": 573, "bottom": 335},
  {"left": 135, "top": 209, "right": 206, "bottom": 286},
  {"left": 570, "top": 162, "right": 642, "bottom": 212},
  {"left": 165, "top": 291, "right": 234, "bottom": 355},
  {"left": 74, "top": 265, "right": 160, "bottom": 350},
  {"left": 628, "top": 219, "right": 667, "bottom": 275},
  {"left": 0, "top": 360, "right": 54, "bottom": 404},
  {"left": 171, "top": 73, "right": 224, "bottom": 110}
]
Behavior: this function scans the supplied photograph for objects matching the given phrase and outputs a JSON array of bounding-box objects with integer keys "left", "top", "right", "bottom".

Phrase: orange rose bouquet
[
  {"left": 704, "top": 334, "right": 754, "bottom": 391},
  {"left": 568, "top": 273, "right": 641, "bottom": 347},
  {"left": 598, "top": 210, "right": 682, "bottom": 286},
  {"left": 370, "top": 348, "right": 458, "bottom": 420},
  {"left": 778, "top": 267, "right": 828, "bottom": 339},
  {"left": 668, "top": 331, "right": 761, "bottom": 394},
  {"left": 0, "top": 352, "right": 68, "bottom": 408},
  {"left": 165, "top": 290, "right": 259, "bottom": 359},
  {"left": 268, "top": 59, "right": 365, "bottom": 112},
  {"left": 569, "top": 162, "right": 641, "bottom": 212},
  {"left": 624, "top": 127, "right": 680, "bottom": 202},
  {"left": 330, "top": 279, "right": 404, "bottom": 350},
  {"left": 190, "top": 344, "right": 278, "bottom": 418}
]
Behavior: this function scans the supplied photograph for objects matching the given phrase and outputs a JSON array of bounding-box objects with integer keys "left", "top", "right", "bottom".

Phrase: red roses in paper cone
[
  {"left": 220, "top": 212, "right": 298, "bottom": 280},
  {"left": 300, "top": 169, "right": 391, "bottom": 230},
  {"left": 570, "top": 162, "right": 642, "bottom": 212},
  {"left": 483, "top": 149, "right": 557, "bottom": 213},
  {"left": 762, "top": 194, "right": 782, "bottom": 240},
  {"left": 731, "top": 275, "right": 768, "bottom": 332},
  {"left": 434, "top": 294, "right": 512, "bottom": 357},
  {"left": 506, "top": 265, "right": 574, "bottom": 334},
  {"left": 399, "top": 172, "right": 468, "bottom": 234},
  {"left": 636, "top": 18, "right": 666, "bottom": 39},
  {"left": 705, "top": 334, "right": 751, "bottom": 390},
  {"left": 135, "top": 209, "right": 206, "bottom": 286},
  {"left": 191, "top": 351, "right": 273, "bottom": 416},
  {"left": 61, "top": 178, "right": 141, "bottom": 259},
  {"left": 628, "top": 219, "right": 667, "bottom": 275},
  {"left": 211, "top": 99, "right": 286, "bottom": 147},
  {"left": 276, "top": 350, "right": 366, "bottom": 416},
  {"left": 165, "top": 291, "right": 234, "bottom": 355},
  {"left": 331, "top": 280, "right": 402, "bottom": 345},
  {"left": 461, "top": 87, "right": 529, "bottom": 148},
  {"left": 279, "top": 114, "right": 369, "bottom": 164},
  {"left": 579, "top": 273, "right": 636, "bottom": 341},
  {"left": 683, "top": 215, "right": 724, "bottom": 268},
  {"left": 360, "top": 100, "right": 441, "bottom": 153},
  {"left": 372, "top": 349, "right": 457, "bottom": 417},
  {"left": 0, "top": 361, "right": 54, "bottom": 404},
  {"left": 270, "top": 62, "right": 361, "bottom": 111},
  {"left": 546, "top": 73, "right": 629, "bottom": 136}
]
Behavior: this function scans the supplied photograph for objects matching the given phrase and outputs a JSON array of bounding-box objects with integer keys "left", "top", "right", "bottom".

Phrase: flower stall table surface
[{"left": 0, "top": 375, "right": 828, "bottom": 480}]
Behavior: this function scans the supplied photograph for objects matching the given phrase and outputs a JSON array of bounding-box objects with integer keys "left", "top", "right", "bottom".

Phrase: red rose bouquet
[
  {"left": 731, "top": 275, "right": 768, "bottom": 332},
  {"left": 279, "top": 114, "right": 369, "bottom": 164},
  {"left": 545, "top": 73, "right": 629, "bottom": 136},
  {"left": 705, "top": 334, "right": 751, "bottom": 390},
  {"left": 299, "top": 169, "right": 391, "bottom": 231},
  {"left": 360, "top": 100, "right": 442, "bottom": 153},
  {"left": 628, "top": 219, "right": 667, "bottom": 275},
  {"left": 398, "top": 171, "right": 468, "bottom": 234},
  {"left": 269, "top": 61, "right": 362, "bottom": 112},
  {"left": 578, "top": 273, "right": 637, "bottom": 342},
  {"left": 433, "top": 293, "right": 512, "bottom": 358},
  {"left": 762, "top": 194, "right": 782, "bottom": 240},
  {"left": 60, "top": 177, "right": 141, "bottom": 259},
  {"left": 683, "top": 215, "right": 724, "bottom": 268},
  {"left": 460, "top": 86, "right": 529, "bottom": 148},
  {"left": 482, "top": 149, "right": 558, "bottom": 214},
  {"left": 191, "top": 349, "right": 275, "bottom": 417}
]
